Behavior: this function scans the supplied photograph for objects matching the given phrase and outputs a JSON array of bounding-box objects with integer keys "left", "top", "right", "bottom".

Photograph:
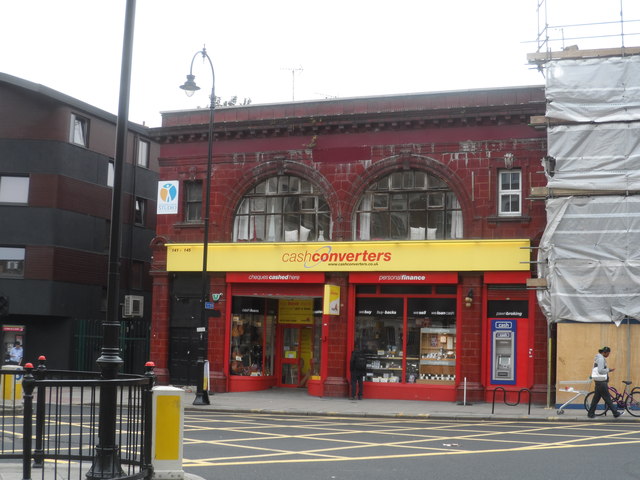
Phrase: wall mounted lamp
[{"left": 464, "top": 289, "right": 474, "bottom": 308}]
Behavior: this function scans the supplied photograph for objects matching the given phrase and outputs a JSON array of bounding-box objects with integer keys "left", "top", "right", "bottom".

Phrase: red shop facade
[
  {"left": 156, "top": 240, "right": 545, "bottom": 403},
  {"left": 149, "top": 86, "right": 549, "bottom": 403}
]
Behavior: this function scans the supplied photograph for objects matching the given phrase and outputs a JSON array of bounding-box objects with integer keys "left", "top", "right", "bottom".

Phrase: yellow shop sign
[{"left": 166, "top": 240, "right": 530, "bottom": 272}]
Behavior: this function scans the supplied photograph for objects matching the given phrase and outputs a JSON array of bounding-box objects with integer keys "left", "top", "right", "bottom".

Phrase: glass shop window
[
  {"left": 409, "top": 298, "right": 457, "bottom": 385},
  {"left": 354, "top": 295, "right": 456, "bottom": 385},
  {"left": 354, "top": 297, "right": 404, "bottom": 384},
  {"left": 230, "top": 297, "right": 276, "bottom": 377}
]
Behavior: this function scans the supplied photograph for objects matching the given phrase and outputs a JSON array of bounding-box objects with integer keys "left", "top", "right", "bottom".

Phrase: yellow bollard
[
  {"left": 1, "top": 365, "right": 23, "bottom": 404},
  {"left": 152, "top": 386, "right": 184, "bottom": 479}
]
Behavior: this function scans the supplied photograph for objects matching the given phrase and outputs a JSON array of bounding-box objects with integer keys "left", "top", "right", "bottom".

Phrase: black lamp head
[{"left": 179, "top": 74, "right": 200, "bottom": 97}]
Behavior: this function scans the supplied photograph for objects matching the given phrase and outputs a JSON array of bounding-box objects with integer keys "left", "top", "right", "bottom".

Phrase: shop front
[
  {"left": 348, "top": 272, "right": 459, "bottom": 401},
  {"left": 224, "top": 273, "right": 325, "bottom": 394},
  {"left": 481, "top": 271, "right": 537, "bottom": 402},
  {"left": 165, "top": 239, "right": 534, "bottom": 400}
]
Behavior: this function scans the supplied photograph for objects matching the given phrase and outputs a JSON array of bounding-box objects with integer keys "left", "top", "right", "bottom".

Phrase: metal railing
[
  {"left": 491, "top": 386, "right": 532, "bottom": 415},
  {"left": 0, "top": 366, "right": 24, "bottom": 459},
  {"left": 0, "top": 358, "right": 155, "bottom": 480}
]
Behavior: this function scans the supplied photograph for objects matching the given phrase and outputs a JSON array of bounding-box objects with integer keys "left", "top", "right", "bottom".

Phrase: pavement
[
  {"left": 2, "top": 387, "right": 634, "bottom": 479},
  {"left": 180, "top": 387, "right": 636, "bottom": 422}
]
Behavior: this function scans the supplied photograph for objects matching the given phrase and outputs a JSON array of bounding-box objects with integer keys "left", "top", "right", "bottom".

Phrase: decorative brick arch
[
  {"left": 344, "top": 154, "right": 473, "bottom": 237},
  {"left": 218, "top": 159, "right": 339, "bottom": 241}
]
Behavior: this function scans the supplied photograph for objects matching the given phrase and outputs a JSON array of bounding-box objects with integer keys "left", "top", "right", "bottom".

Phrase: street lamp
[
  {"left": 180, "top": 46, "right": 215, "bottom": 405},
  {"left": 87, "top": 1, "right": 136, "bottom": 478}
]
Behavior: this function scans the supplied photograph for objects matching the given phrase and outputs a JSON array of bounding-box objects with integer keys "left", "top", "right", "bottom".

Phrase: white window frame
[
  {"left": 137, "top": 139, "right": 150, "bottom": 168},
  {"left": 184, "top": 181, "right": 203, "bottom": 223},
  {"left": 69, "top": 113, "right": 89, "bottom": 147},
  {"left": 498, "top": 169, "right": 522, "bottom": 217},
  {"left": 0, "top": 176, "right": 29, "bottom": 204},
  {"left": 0, "top": 247, "right": 25, "bottom": 277},
  {"left": 134, "top": 197, "right": 146, "bottom": 226},
  {"left": 107, "top": 160, "right": 114, "bottom": 188},
  {"left": 232, "top": 175, "right": 330, "bottom": 242},
  {"left": 353, "top": 170, "right": 462, "bottom": 240}
]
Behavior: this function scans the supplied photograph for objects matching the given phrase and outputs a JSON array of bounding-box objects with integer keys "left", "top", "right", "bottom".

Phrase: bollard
[
  {"left": 22, "top": 363, "right": 35, "bottom": 480},
  {"left": 33, "top": 356, "right": 47, "bottom": 468},
  {"left": 1, "top": 364, "right": 24, "bottom": 406},
  {"left": 151, "top": 386, "right": 184, "bottom": 479}
]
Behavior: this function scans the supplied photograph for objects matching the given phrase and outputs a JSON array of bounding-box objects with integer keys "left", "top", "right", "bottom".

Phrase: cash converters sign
[
  {"left": 282, "top": 245, "right": 392, "bottom": 268},
  {"left": 166, "top": 240, "right": 530, "bottom": 272}
]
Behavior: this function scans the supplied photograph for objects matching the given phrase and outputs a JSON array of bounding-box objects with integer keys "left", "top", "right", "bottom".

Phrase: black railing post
[
  {"left": 142, "top": 362, "right": 156, "bottom": 477},
  {"left": 32, "top": 356, "right": 47, "bottom": 468},
  {"left": 21, "top": 363, "right": 35, "bottom": 480}
]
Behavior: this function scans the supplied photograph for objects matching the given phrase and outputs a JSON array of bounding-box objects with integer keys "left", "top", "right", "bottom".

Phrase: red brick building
[{"left": 149, "top": 86, "right": 548, "bottom": 403}]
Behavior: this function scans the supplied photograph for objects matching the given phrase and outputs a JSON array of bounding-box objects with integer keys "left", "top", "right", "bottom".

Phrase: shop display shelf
[{"left": 420, "top": 359, "right": 455, "bottom": 366}]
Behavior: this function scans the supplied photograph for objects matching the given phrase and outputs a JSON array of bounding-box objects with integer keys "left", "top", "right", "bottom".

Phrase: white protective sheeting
[
  {"left": 536, "top": 196, "right": 640, "bottom": 325},
  {"left": 546, "top": 56, "right": 640, "bottom": 123},
  {"left": 546, "top": 123, "right": 640, "bottom": 191}
]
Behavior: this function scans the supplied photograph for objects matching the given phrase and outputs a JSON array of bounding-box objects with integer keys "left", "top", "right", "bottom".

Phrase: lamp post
[
  {"left": 86, "top": 1, "right": 136, "bottom": 478},
  {"left": 179, "top": 47, "right": 215, "bottom": 405}
]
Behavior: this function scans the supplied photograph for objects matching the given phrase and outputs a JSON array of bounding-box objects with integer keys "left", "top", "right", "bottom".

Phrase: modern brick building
[
  {"left": 0, "top": 72, "right": 158, "bottom": 372},
  {"left": 150, "top": 86, "right": 548, "bottom": 402}
]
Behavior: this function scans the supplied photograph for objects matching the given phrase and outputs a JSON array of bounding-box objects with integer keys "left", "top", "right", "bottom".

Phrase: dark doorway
[
  {"left": 169, "top": 273, "right": 204, "bottom": 385},
  {"left": 169, "top": 327, "right": 200, "bottom": 385}
]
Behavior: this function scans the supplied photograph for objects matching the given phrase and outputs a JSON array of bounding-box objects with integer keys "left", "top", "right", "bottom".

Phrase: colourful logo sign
[{"left": 157, "top": 181, "right": 179, "bottom": 214}]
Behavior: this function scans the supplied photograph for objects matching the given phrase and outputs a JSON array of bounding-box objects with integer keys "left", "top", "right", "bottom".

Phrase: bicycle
[{"left": 583, "top": 380, "right": 640, "bottom": 416}]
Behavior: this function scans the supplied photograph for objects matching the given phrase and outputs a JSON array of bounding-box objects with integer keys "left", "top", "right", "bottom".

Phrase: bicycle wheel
[
  {"left": 626, "top": 391, "right": 640, "bottom": 417},
  {"left": 584, "top": 391, "right": 609, "bottom": 416}
]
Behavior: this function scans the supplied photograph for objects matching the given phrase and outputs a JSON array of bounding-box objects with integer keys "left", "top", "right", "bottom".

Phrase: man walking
[
  {"left": 587, "top": 346, "right": 624, "bottom": 418},
  {"left": 350, "top": 345, "right": 367, "bottom": 400}
]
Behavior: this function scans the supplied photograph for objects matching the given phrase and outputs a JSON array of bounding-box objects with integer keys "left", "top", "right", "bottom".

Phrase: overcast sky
[{"left": 2, "top": 0, "right": 639, "bottom": 127}]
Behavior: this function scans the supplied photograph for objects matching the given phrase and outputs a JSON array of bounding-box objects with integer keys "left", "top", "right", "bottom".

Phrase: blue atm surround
[{"left": 490, "top": 319, "right": 516, "bottom": 385}]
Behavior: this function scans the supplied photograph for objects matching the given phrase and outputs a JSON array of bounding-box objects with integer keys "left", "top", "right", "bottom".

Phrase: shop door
[
  {"left": 169, "top": 327, "right": 200, "bottom": 386},
  {"left": 277, "top": 326, "right": 313, "bottom": 388}
]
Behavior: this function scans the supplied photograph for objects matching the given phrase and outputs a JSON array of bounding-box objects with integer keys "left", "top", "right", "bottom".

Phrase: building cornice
[{"left": 150, "top": 86, "right": 546, "bottom": 144}]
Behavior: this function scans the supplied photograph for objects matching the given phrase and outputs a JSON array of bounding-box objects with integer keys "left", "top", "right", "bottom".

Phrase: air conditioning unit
[{"left": 123, "top": 295, "right": 144, "bottom": 318}]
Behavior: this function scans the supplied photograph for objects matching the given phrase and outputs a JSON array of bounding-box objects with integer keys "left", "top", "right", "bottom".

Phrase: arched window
[
  {"left": 233, "top": 175, "right": 331, "bottom": 242},
  {"left": 353, "top": 170, "right": 463, "bottom": 240}
]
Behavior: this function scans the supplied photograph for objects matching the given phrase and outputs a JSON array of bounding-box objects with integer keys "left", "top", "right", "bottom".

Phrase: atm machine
[{"left": 490, "top": 320, "right": 516, "bottom": 385}]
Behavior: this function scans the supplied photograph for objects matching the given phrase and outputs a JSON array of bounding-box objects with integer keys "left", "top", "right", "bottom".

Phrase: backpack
[{"left": 354, "top": 351, "right": 367, "bottom": 371}]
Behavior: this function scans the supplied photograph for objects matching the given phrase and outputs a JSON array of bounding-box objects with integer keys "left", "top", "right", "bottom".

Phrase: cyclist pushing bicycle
[{"left": 586, "top": 346, "right": 624, "bottom": 418}]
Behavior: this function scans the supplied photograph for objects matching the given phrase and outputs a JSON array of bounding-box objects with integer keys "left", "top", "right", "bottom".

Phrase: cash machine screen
[{"left": 491, "top": 321, "right": 515, "bottom": 384}]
